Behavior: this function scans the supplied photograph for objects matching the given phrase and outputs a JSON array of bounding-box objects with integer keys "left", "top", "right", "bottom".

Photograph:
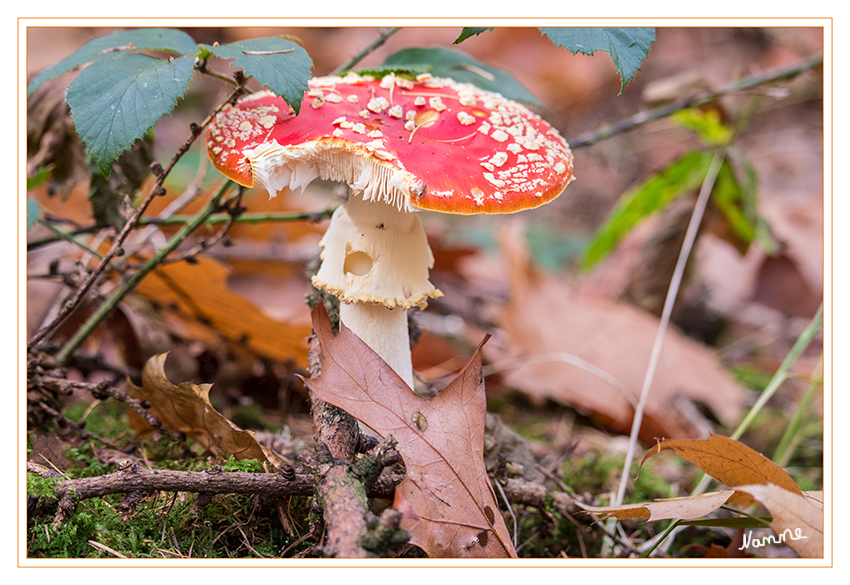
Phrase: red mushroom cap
[{"left": 206, "top": 73, "right": 574, "bottom": 215}]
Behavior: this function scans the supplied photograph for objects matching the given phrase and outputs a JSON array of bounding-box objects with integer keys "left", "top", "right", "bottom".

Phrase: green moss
[
  {"left": 27, "top": 473, "right": 60, "bottom": 499},
  {"left": 221, "top": 456, "right": 265, "bottom": 473}
]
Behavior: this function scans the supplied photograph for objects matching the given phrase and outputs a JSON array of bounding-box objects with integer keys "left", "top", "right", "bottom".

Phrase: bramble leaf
[
  {"left": 378, "top": 47, "right": 542, "bottom": 108},
  {"left": 206, "top": 37, "right": 312, "bottom": 114},
  {"left": 66, "top": 53, "right": 195, "bottom": 176},
  {"left": 27, "top": 198, "right": 41, "bottom": 230},
  {"left": 453, "top": 27, "right": 494, "bottom": 44},
  {"left": 27, "top": 28, "right": 198, "bottom": 96},
  {"left": 540, "top": 27, "right": 655, "bottom": 92}
]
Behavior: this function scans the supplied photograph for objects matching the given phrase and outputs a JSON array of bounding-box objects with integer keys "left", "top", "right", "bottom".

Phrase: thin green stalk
[
  {"left": 138, "top": 207, "right": 335, "bottom": 226},
  {"left": 36, "top": 219, "right": 110, "bottom": 265},
  {"left": 55, "top": 182, "right": 234, "bottom": 364},
  {"left": 730, "top": 303, "right": 823, "bottom": 441},
  {"left": 773, "top": 354, "right": 824, "bottom": 467},
  {"left": 639, "top": 520, "right": 681, "bottom": 558}
]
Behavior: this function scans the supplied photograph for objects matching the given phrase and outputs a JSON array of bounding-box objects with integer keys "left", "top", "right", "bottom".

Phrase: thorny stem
[
  {"left": 333, "top": 27, "right": 402, "bottom": 75},
  {"left": 566, "top": 53, "right": 823, "bottom": 148},
  {"left": 29, "top": 84, "right": 247, "bottom": 352},
  {"left": 54, "top": 181, "right": 235, "bottom": 364}
]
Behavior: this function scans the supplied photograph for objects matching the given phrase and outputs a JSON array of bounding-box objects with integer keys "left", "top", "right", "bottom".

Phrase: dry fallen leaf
[
  {"left": 129, "top": 353, "right": 288, "bottom": 468},
  {"left": 582, "top": 434, "right": 821, "bottom": 554},
  {"left": 134, "top": 255, "right": 310, "bottom": 366},
  {"left": 642, "top": 435, "right": 803, "bottom": 496},
  {"left": 736, "top": 484, "right": 823, "bottom": 558},
  {"left": 477, "top": 220, "right": 745, "bottom": 441},
  {"left": 305, "top": 303, "right": 516, "bottom": 558},
  {"left": 580, "top": 490, "right": 736, "bottom": 522}
]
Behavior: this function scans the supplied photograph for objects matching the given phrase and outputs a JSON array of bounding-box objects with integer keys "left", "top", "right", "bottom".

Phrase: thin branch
[
  {"left": 333, "top": 27, "right": 402, "bottom": 75},
  {"left": 53, "top": 181, "right": 235, "bottom": 364},
  {"left": 567, "top": 53, "right": 823, "bottom": 148},
  {"left": 29, "top": 84, "right": 247, "bottom": 351}
]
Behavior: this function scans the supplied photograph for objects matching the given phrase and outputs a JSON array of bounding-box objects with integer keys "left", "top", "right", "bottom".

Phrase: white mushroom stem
[
  {"left": 312, "top": 193, "right": 442, "bottom": 390},
  {"left": 338, "top": 302, "right": 414, "bottom": 388}
]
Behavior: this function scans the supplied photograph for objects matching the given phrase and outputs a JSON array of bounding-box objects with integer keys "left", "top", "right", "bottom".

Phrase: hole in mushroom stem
[{"left": 343, "top": 251, "right": 373, "bottom": 276}]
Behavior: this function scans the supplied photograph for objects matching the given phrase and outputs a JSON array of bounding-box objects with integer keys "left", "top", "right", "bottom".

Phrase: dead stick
[{"left": 307, "top": 333, "right": 375, "bottom": 558}]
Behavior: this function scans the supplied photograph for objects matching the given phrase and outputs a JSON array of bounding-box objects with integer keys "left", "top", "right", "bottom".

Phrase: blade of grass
[
  {"left": 614, "top": 148, "right": 725, "bottom": 509},
  {"left": 731, "top": 303, "right": 823, "bottom": 441},
  {"left": 773, "top": 354, "right": 823, "bottom": 467}
]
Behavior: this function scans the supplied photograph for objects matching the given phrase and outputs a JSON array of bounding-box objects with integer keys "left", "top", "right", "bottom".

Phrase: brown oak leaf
[{"left": 305, "top": 303, "right": 517, "bottom": 558}]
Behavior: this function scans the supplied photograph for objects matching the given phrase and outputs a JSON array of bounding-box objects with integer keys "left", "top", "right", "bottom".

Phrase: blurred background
[{"left": 25, "top": 24, "right": 825, "bottom": 504}]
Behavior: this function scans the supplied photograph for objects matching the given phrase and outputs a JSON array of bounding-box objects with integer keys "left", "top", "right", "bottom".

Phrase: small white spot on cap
[
  {"left": 489, "top": 152, "right": 508, "bottom": 167},
  {"left": 429, "top": 96, "right": 447, "bottom": 112},
  {"left": 483, "top": 173, "right": 505, "bottom": 188},
  {"left": 259, "top": 115, "right": 275, "bottom": 129},
  {"left": 457, "top": 111, "right": 476, "bottom": 126},
  {"left": 491, "top": 129, "right": 509, "bottom": 142}
]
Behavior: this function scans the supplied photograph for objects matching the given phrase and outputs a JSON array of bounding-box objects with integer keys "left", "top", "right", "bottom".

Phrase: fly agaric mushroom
[{"left": 206, "top": 72, "right": 574, "bottom": 389}]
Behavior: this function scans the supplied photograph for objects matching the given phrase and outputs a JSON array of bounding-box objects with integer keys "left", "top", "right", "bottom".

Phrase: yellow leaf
[
  {"left": 135, "top": 255, "right": 310, "bottom": 365},
  {"left": 642, "top": 434, "right": 803, "bottom": 496}
]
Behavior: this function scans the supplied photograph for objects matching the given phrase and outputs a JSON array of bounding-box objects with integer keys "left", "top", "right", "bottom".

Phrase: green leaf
[
  {"left": 712, "top": 158, "right": 756, "bottom": 249},
  {"left": 453, "top": 27, "right": 494, "bottom": 44},
  {"left": 27, "top": 167, "right": 51, "bottom": 191},
  {"left": 728, "top": 145, "right": 778, "bottom": 254},
  {"left": 27, "top": 28, "right": 198, "bottom": 96},
  {"left": 540, "top": 27, "right": 655, "bottom": 92},
  {"left": 207, "top": 37, "right": 312, "bottom": 114},
  {"left": 378, "top": 47, "right": 542, "bottom": 108},
  {"left": 672, "top": 108, "right": 733, "bottom": 146},
  {"left": 581, "top": 150, "right": 713, "bottom": 270},
  {"left": 66, "top": 53, "right": 195, "bottom": 176},
  {"left": 27, "top": 198, "right": 42, "bottom": 231}
]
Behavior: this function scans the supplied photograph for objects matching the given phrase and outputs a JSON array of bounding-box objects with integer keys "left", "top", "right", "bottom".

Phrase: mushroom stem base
[{"left": 339, "top": 302, "right": 413, "bottom": 389}]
